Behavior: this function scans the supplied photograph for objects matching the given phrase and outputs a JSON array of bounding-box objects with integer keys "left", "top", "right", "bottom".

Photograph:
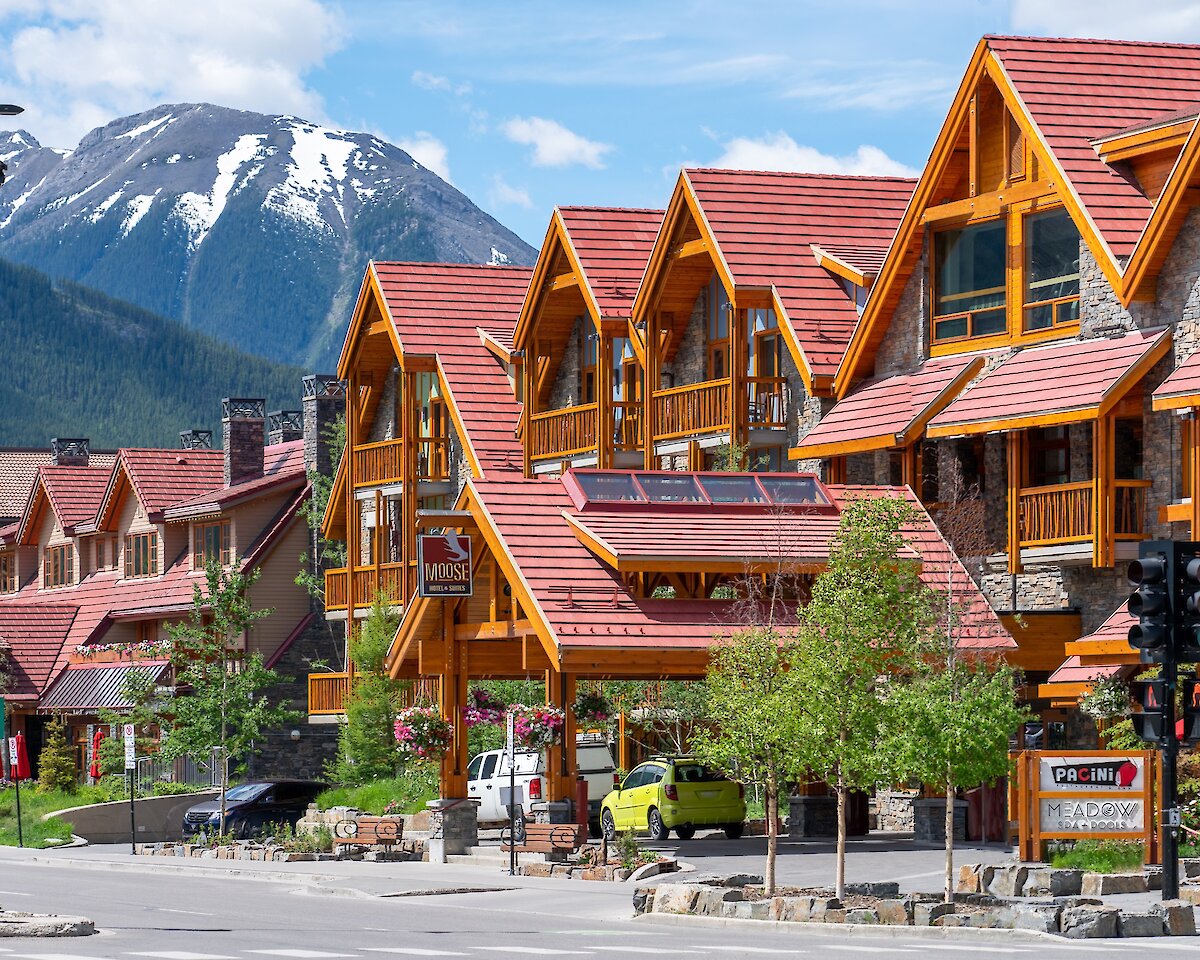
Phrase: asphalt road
[{"left": 0, "top": 848, "right": 1191, "bottom": 959}]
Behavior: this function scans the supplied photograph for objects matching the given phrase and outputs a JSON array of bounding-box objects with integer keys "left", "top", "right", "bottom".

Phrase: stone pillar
[
  {"left": 425, "top": 798, "right": 479, "bottom": 862},
  {"left": 301, "top": 374, "right": 346, "bottom": 478},
  {"left": 222, "top": 398, "right": 265, "bottom": 486},
  {"left": 913, "top": 797, "right": 968, "bottom": 844},
  {"left": 267, "top": 410, "right": 303, "bottom": 446},
  {"left": 788, "top": 795, "right": 837, "bottom": 837}
]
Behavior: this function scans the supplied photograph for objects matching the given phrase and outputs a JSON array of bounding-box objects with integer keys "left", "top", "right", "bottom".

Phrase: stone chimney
[
  {"left": 50, "top": 437, "right": 89, "bottom": 466},
  {"left": 302, "top": 374, "right": 346, "bottom": 477},
  {"left": 267, "top": 410, "right": 303, "bottom": 446},
  {"left": 222, "top": 398, "right": 265, "bottom": 487},
  {"left": 179, "top": 429, "right": 213, "bottom": 450}
]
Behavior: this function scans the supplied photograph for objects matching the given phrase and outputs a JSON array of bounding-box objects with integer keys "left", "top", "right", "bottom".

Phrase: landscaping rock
[
  {"left": 876, "top": 899, "right": 914, "bottom": 925},
  {"left": 956, "top": 864, "right": 981, "bottom": 894},
  {"left": 1178, "top": 886, "right": 1200, "bottom": 906},
  {"left": 1081, "top": 873, "right": 1147, "bottom": 896},
  {"left": 719, "top": 873, "right": 762, "bottom": 887},
  {"left": 1146, "top": 865, "right": 1163, "bottom": 891},
  {"left": 631, "top": 889, "right": 651, "bottom": 915},
  {"left": 822, "top": 909, "right": 847, "bottom": 923},
  {"left": 1183, "top": 859, "right": 1200, "bottom": 880},
  {"left": 694, "top": 887, "right": 742, "bottom": 915},
  {"left": 1012, "top": 905, "right": 1061, "bottom": 934},
  {"left": 1022, "top": 868, "right": 1083, "bottom": 897},
  {"left": 914, "top": 902, "right": 955, "bottom": 926},
  {"left": 727, "top": 901, "right": 770, "bottom": 920},
  {"left": 845, "top": 881, "right": 899, "bottom": 898},
  {"left": 1119, "top": 912, "right": 1166, "bottom": 938},
  {"left": 807, "top": 897, "right": 842, "bottom": 922},
  {"left": 0, "top": 913, "right": 95, "bottom": 938},
  {"left": 1152, "top": 901, "right": 1197, "bottom": 936},
  {"left": 653, "top": 884, "right": 701, "bottom": 914},
  {"left": 844, "top": 908, "right": 879, "bottom": 924},
  {"left": 1060, "top": 906, "right": 1119, "bottom": 939},
  {"left": 987, "top": 865, "right": 1029, "bottom": 898}
]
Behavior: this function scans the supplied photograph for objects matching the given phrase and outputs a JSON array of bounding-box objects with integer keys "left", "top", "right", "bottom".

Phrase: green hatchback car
[{"left": 600, "top": 756, "right": 746, "bottom": 841}]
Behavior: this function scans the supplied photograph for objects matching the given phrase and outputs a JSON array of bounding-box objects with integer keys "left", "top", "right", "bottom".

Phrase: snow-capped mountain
[{"left": 0, "top": 104, "right": 535, "bottom": 366}]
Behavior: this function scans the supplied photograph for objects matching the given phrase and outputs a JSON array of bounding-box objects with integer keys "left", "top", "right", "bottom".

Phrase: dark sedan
[{"left": 182, "top": 780, "right": 327, "bottom": 838}]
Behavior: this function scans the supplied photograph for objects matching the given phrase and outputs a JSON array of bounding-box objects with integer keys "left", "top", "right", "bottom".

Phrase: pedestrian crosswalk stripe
[
  {"left": 478, "top": 950, "right": 592, "bottom": 956},
  {"left": 360, "top": 952, "right": 468, "bottom": 958},
  {"left": 690, "top": 949, "right": 796, "bottom": 955},
  {"left": 824, "top": 948, "right": 917, "bottom": 955},
  {"left": 246, "top": 953, "right": 355, "bottom": 959},
  {"left": 130, "top": 952, "right": 238, "bottom": 960},
  {"left": 588, "top": 949, "right": 704, "bottom": 955}
]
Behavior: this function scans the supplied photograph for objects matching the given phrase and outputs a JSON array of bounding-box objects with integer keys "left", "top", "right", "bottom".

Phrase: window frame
[
  {"left": 193, "top": 519, "right": 232, "bottom": 570},
  {"left": 1021, "top": 207, "right": 1081, "bottom": 334},
  {"left": 930, "top": 216, "right": 1009, "bottom": 345},
  {"left": 0, "top": 553, "right": 16, "bottom": 594},
  {"left": 43, "top": 543, "right": 74, "bottom": 589},
  {"left": 124, "top": 531, "right": 159, "bottom": 579}
]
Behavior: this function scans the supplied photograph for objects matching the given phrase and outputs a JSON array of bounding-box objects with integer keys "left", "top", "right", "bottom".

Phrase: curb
[
  {"left": 631, "top": 912, "right": 1065, "bottom": 943},
  {"left": 0, "top": 913, "right": 96, "bottom": 938}
]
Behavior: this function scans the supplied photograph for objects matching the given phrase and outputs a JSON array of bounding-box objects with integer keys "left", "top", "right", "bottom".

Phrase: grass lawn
[
  {"left": 315, "top": 770, "right": 438, "bottom": 816},
  {"left": 0, "top": 785, "right": 87, "bottom": 847}
]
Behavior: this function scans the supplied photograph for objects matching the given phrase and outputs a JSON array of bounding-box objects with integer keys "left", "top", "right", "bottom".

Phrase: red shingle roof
[
  {"left": 1153, "top": 349, "right": 1200, "bottom": 409},
  {"left": 794, "top": 355, "right": 984, "bottom": 457},
  {"left": 372, "top": 263, "right": 533, "bottom": 475},
  {"left": 33, "top": 465, "right": 112, "bottom": 534},
  {"left": 0, "top": 604, "right": 78, "bottom": 701},
  {"left": 685, "top": 170, "right": 915, "bottom": 381},
  {"left": 988, "top": 35, "right": 1200, "bottom": 260},
  {"left": 1047, "top": 655, "right": 1124, "bottom": 684},
  {"left": 0, "top": 450, "right": 115, "bottom": 523},
  {"left": 117, "top": 448, "right": 226, "bottom": 518},
  {"left": 163, "top": 441, "right": 305, "bottom": 519},
  {"left": 926, "top": 329, "right": 1170, "bottom": 438},
  {"left": 557, "top": 207, "right": 663, "bottom": 320}
]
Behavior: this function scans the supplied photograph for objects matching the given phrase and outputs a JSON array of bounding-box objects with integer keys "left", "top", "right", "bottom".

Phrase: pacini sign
[
  {"left": 417, "top": 534, "right": 473, "bottom": 597},
  {"left": 1039, "top": 756, "right": 1143, "bottom": 791}
]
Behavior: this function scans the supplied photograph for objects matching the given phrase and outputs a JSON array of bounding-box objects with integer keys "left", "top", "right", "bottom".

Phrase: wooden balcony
[
  {"left": 308, "top": 673, "right": 439, "bottom": 716},
  {"left": 747, "top": 377, "right": 787, "bottom": 429},
  {"left": 416, "top": 437, "right": 449, "bottom": 482},
  {"left": 353, "top": 439, "right": 404, "bottom": 486},
  {"left": 652, "top": 378, "right": 731, "bottom": 441},
  {"left": 613, "top": 400, "right": 642, "bottom": 451},
  {"left": 529, "top": 403, "right": 598, "bottom": 461},
  {"left": 324, "top": 561, "right": 411, "bottom": 612},
  {"left": 1017, "top": 479, "right": 1151, "bottom": 548}
]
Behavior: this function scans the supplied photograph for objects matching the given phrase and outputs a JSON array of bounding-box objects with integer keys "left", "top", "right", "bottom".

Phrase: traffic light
[
  {"left": 1177, "top": 547, "right": 1200, "bottom": 662},
  {"left": 1182, "top": 678, "right": 1200, "bottom": 743},
  {"left": 1128, "top": 542, "right": 1173, "bottom": 663},
  {"left": 1131, "top": 678, "right": 1169, "bottom": 743}
]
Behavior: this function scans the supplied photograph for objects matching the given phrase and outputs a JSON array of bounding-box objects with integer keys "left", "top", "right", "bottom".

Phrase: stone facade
[
  {"left": 663, "top": 291, "right": 708, "bottom": 389},
  {"left": 366, "top": 363, "right": 400, "bottom": 443},
  {"left": 548, "top": 316, "right": 585, "bottom": 410},
  {"left": 874, "top": 243, "right": 928, "bottom": 375}
]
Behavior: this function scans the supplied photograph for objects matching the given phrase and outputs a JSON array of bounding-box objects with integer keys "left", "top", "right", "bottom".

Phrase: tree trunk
[
  {"left": 219, "top": 640, "right": 229, "bottom": 836},
  {"left": 944, "top": 778, "right": 955, "bottom": 903},
  {"left": 835, "top": 780, "right": 846, "bottom": 901},
  {"left": 765, "top": 783, "right": 777, "bottom": 897}
]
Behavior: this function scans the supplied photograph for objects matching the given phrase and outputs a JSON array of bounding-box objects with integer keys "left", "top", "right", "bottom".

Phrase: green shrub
[
  {"left": 615, "top": 830, "right": 641, "bottom": 870},
  {"left": 37, "top": 717, "right": 77, "bottom": 794},
  {"left": 1049, "top": 839, "right": 1144, "bottom": 873},
  {"left": 315, "top": 768, "right": 437, "bottom": 815}
]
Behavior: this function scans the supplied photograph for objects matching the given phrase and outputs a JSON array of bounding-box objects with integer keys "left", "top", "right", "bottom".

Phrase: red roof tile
[
  {"left": 685, "top": 170, "right": 915, "bottom": 380},
  {"left": 35, "top": 465, "right": 112, "bottom": 533},
  {"left": 926, "top": 329, "right": 1170, "bottom": 437},
  {"left": 117, "top": 448, "right": 226, "bottom": 518},
  {"left": 557, "top": 207, "right": 663, "bottom": 320},
  {"left": 795, "top": 355, "right": 985, "bottom": 457},
  {"left": 467, "top": 474, "right": 1010, "bottom": 654},
  {"left": 987, "top": 35, "right": 1200, "bottom": 260},
  {"left": 163, "top": 441, "right": 305, "bottom": 519},
  {"left": 1047, "top": 655, "right": 1124, "bottom": 684},
  {"left": 0, "top": 450, "right": 115, "bottom": 523},
  {"left": 0, "top": 604, "right": 78, "bottom": 700},
  {"left": 1153, "top": 349, "right": 1200, "bottom": 409},
  {"left": 811, "top": 243, "right": 890, "bottom": 278},
  {"left": 372, "top": 263, "right": 533, "bottom": 475}
]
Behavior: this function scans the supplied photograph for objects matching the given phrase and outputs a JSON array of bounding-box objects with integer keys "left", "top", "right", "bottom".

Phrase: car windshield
[
  {"left": 673, "top": 763, "right": 726, "bottom": 783},
  {"left": 223, "top": 784, "right": 269, "bottom": 802}
]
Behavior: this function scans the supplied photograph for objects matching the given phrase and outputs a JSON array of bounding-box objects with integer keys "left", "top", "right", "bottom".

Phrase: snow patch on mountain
[
  {"left": 122, "top": 191, "right": 159, "bottom": 237},
  {"left": 89, "top": 190, "right": 124, "bottom": 223},
  {"left": 173, "top": 133, "right": 266, "bottom": 249},
  {"left": 119, "top": 114, "right": 175, "bottom": 140}
]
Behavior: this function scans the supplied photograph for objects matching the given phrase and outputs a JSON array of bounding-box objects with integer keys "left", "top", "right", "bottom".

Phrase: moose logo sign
[{"left": 417, "top": 533, "right": 473, "bottom": 597}]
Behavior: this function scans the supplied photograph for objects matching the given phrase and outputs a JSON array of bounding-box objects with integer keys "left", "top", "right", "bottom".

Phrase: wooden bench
[
  {"left": 500, "top": 822, "right": 586, "bottom": 856},
  {"left": 332, "top": 816, "right": 403, "bottom": 856}
]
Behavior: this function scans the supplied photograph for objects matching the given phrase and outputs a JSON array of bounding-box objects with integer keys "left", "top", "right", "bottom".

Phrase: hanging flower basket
[
  {"left": 463, "top": 687, "right": 506, "bottom": 727},
  {"left": 393, "top": 706, "right": 453, "bottom": 761},
  {"left": 572, "top": 689, "right": 612, "bottom": 726},
  {"left": 509, "top": 704, "right": 566, "bottom": 750}
]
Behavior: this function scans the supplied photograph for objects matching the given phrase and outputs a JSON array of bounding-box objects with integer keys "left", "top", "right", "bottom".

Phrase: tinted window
[
  {"left": 699, "top": 476, "right": 767, "bottom": 503},
  {"left": 273, "top": 784, "right": 311, "bottom": 803},
  {"left": 498, "top": 751, "right": 540, "bottom": 775},
  {"left": 672, "top": 763, "right": 727, "bottom": 783},
  {"left": 623, "top": 766, "right": 651, "bottom": 789},
  {"left": 481, "top": 754, "right": 499, "bottom": 780},
  {"left": 224, "top": 784, "right": 270, "bottom": 802},
  {"left": 575, "top": 472, "right": 644, "bottom": 502},
  {"left": 644, "top": 765, "right": 666, "bottom": 784},
  {"left": 467, "top": 755, "right": 483, "bottom": 781},
  {"left": 636, "top": 474, "right": 704, "bottom": 503},
  {"left": 758, "top": 475, "right": 826, "bottom": 504}
]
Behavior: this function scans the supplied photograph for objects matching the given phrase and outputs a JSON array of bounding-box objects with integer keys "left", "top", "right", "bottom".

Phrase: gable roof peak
[
  {"left": 685, "top": 166, "right": 916, "bottom": 184},
  {"left": 984, "top": 32, "right": 1200, "bottom": 51}
]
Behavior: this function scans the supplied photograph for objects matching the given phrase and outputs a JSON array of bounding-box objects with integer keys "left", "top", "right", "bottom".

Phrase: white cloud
[
  {"left": 411, "top": 70, "right": 472, "bottom": 96},
  {"left": 0, "top": 0, "right": 344, "bottom": 148},
  {"left": 488, "top": 175, "right": 533, "bottom": 209},
  {"left": 501, "top": 116, "right": 612, "bottom": 169},
  {"left": 712, "top": 132, "right": 918, "bottom": 177},
  {"left": 1012, "top": 0, "right": 1200, "bottom": 41},
  {"left": 397, "top": 131, "right": 452, "bottom": 183}
]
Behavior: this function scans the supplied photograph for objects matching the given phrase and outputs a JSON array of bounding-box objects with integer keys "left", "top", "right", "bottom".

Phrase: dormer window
[
  {"left": 0, "top": 554, "right": 15, "bottom": 593},
  {"left": 1023, "top": 208, "right": 1080, "bottom": 331},
  {"left": 43, "top": 544, "right": 73, "bottom": 589},
  {"left": 193, "top": 520, "right": 231, "bottom": 569},
  {"left": 933, "top": 219, "right": 1007, "bottom": 343},
  {"left": 125, "top": 532, "right": 159, "bottom": 579},
  {"left": 840, "top": 278, "right": 867, "bottom": 315}
]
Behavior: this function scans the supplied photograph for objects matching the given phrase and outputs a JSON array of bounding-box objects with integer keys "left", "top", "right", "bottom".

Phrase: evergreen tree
[{"left": 37, "top": 715, "right": 77, "bottom": 794}]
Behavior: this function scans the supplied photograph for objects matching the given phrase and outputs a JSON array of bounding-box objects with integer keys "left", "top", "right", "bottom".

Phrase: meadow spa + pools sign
[{"left": 1038, "top": 755, "right": 1147, "bottom": 835}]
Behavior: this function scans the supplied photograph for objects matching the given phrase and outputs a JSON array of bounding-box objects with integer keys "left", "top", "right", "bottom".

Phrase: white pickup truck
[{"left": 466, "top": 736, "right": 616, "bottom": 836}]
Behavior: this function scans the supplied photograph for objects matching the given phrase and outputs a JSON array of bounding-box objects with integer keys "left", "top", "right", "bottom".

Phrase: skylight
[{"left": 564, "top": 469, "right": 832, "bottom": 510}]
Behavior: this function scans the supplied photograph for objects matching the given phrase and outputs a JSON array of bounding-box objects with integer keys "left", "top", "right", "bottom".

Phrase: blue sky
[{"left": 3, "top": 0, "right": 1200, "bottom": 245}]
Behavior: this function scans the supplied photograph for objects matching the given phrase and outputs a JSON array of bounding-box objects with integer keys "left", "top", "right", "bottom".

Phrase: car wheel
[
  {"left": 601, "top": 810, "right": 617, "bottom": 842},
  {"left": 674, "top": 823, "right": 696, "bottom": 840},
  {"left": 647, "top": 807, "right": 670, "bottom": 841},
  {"left": 233, "top": 819, "right": 251, "bottom": 840},
  {"left": 724, "top": 822, "right": 745, "bottom": 840}
]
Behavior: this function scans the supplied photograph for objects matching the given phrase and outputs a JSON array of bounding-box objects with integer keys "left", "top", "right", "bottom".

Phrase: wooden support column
[
  {"left": 618, "top": 712, "right": 629, "bottom": 772},
  {"left": 345, "top": 373, "right": 358, "bottom": 673},
  {"left": 522, "top": 341, "right": 537, "bottom": 478},
  {"left": 373, "top": 488, "right": 383, "bottom": 595},
  {"left": 597, "top": 334, "right": 614, "bottom": 469},
  {"left": 544, "top": 668, "right": 573, "bottom": 802},
  {"left": 439, "top": 599, "right": 468, "bottom": 798},
  {"left": 1190, "top": 417, "right": 1200, "bottom": 539},
  {"left": 900, "top": 444, "right": 919, "bottom": 493},
  {"left": 1007, "top": 431, "right": 1024, "bottom": 575},
  {"left": 643, "top": 313, "right": 659, "bottom": 469},
  {"left": 729, "top": 305, "right": 746, "bottom": 452},
  {"left": 401, "top": 372, "right": 419, "bottom": 600},
  {"left": 1094, "top": 416, "right": 1116, "bottom": 568}
]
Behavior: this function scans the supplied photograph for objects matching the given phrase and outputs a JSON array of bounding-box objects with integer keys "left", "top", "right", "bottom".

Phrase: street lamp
[{"left": 0, "top": 105, "right": 24, "bottom": 186}]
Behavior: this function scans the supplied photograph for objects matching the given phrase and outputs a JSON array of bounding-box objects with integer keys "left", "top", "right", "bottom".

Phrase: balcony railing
[
  {"left": 324, "top": 562, "right": 411, "bottom": 611},
  {"left": 354, "top": 438, "right": 404, "bottom": 486},
  {"left": 308, "top": 673, "right": 438, "bottom": 716},
  {"left": 1116, "top": 479, "right": 1152, "bottom": 539},
  {"left": 613, "top": 400, "right": 642, "bottom": 451},
  {"left": 1017, "top": 478, "right": 1151, "bottom": 548},
  {"left": 652, "top": 378, "right": 731, "bottom": 441},
  {"left": 529, "top": 403, "right": 598, "bottom": 460},
  {"left": 416, "top": 437, "right": 449, "bottom": 482}
]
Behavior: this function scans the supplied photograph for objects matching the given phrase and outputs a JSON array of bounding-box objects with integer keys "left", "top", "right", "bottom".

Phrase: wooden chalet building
[
  {"left": 0, "top": 384, "right": 344, "bottom": 780},
  {"left": 793, "top": 35, "right": 1200, "bottom": 737}
]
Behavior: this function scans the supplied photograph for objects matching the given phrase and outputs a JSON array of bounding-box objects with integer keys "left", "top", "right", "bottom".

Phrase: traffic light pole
[{"left": 1162, "top": 657, "right": 1180, "bottom": 901}]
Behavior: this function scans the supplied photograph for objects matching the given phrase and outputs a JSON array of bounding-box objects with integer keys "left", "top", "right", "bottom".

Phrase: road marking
[
  {"left": 0, "top": 890, "right": 32, "bottom": 897},
  {"left": 910, "top": 947, "right": 1031, "bottom": 954},
  {"left": 246, "top": 954, "right": 356, "bottom": 959},
  {"left": 478, "top": 950, "right": 592, "bottom": 956},
  {"left": 587, "top": 949, "right": 703, "bottom": 955},
  {"left": 690, "top": 949, "right": 796, "bottom": 955},
  {"left": 823, "top": 948, "right": 916, "bottom": 955},
  {"left": 361, "top": 952, "right": 468, "bottom": 958},
  {"left": 154, "top": 909, "right": 214, "bottom": 917},
  {"left": 129, "top": 953, "right": 238, "bottom": 960},
  {"left": 15, "top": 955, "right": 125, "bottom": 960}
]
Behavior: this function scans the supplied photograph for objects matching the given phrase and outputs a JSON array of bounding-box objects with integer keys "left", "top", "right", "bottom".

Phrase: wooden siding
[{"left": 245, "top": 517, "right": 310, "bottom": 660}]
